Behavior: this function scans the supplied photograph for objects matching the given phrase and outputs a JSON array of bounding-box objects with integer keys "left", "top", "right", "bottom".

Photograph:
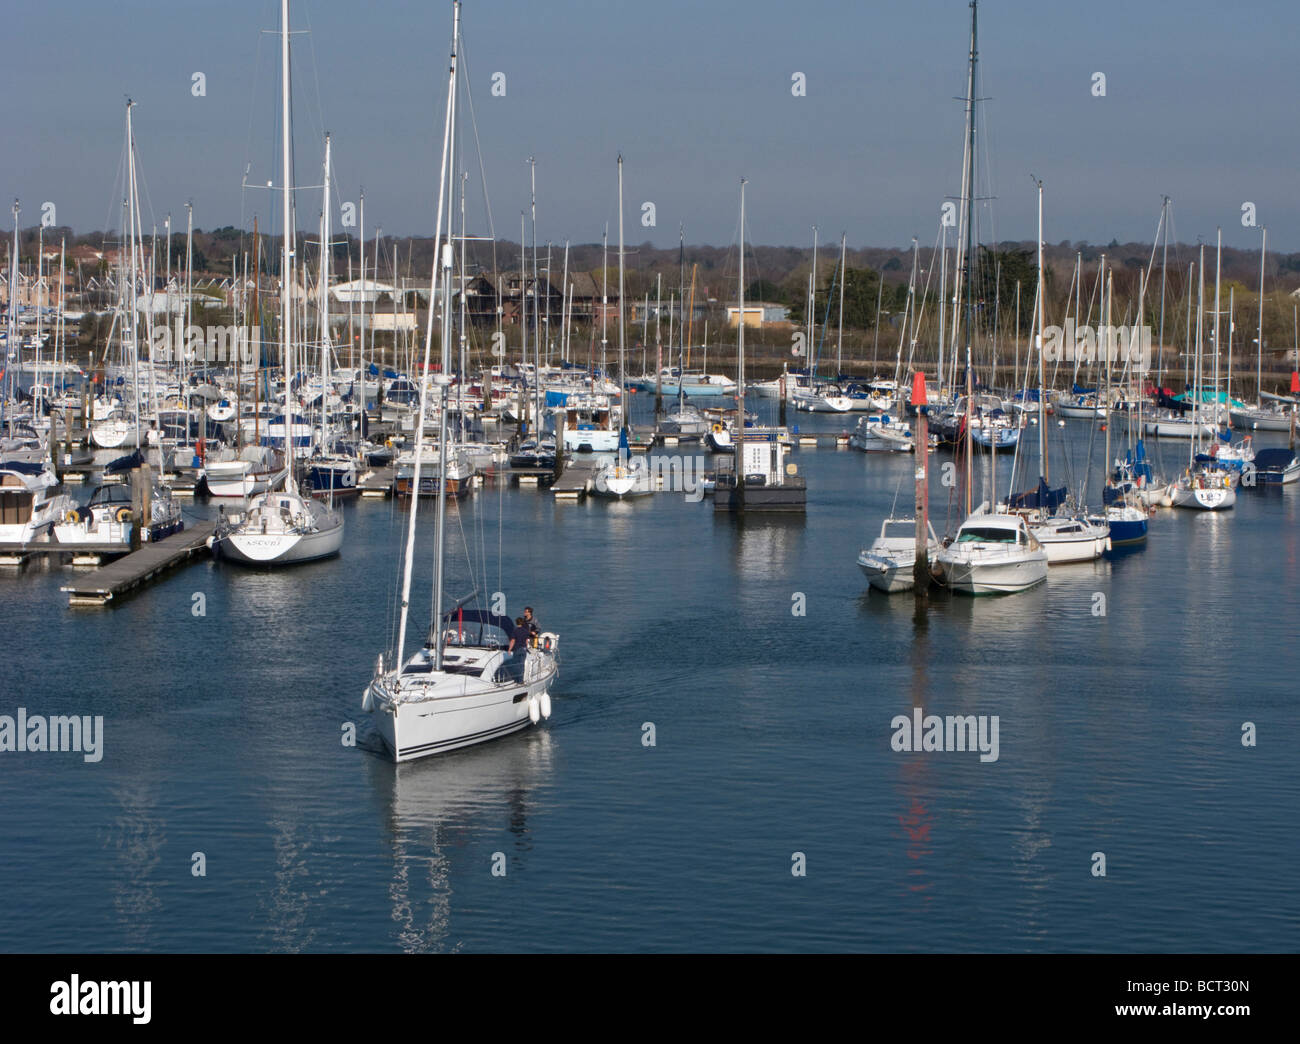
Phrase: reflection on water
[
  {"left": 0, "top": 401, "right": 1297, "bottom": 951},
  {"left": 370, "top": 731, "right": 555, "bottom": 953},
  {"left": 106, "top": 780, "right": 163, "bottom": 950}
]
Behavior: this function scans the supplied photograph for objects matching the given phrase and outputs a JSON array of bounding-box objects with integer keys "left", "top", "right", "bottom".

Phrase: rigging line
[{"left": 456, "top": 40, "right": 496, "bottom": 243}]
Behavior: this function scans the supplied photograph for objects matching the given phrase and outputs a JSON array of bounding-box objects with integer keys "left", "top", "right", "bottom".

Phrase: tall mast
[
  {"left": 1257, "top": 226, "right": 1266, "bottom": 403},
  {"left": 1213, "top": 228, "right": 1222, "bottom": 431},
  {"left": 937, "top": 225, "right": 946, "bottom": 398},
  {"left": 5, "top": 200, "right": 17, "bottom": 425},
  {"left": 1035, "top": 178, "right": 1047, "bottom": 483},
  {"left": 1104, "top": 265, "right": 1112, "bottom": 484},
  {"left": 836, "top": 232, "right": 846, "bottom": 375},
  {"left": 962, "top": 0, "right": 978, "bottom": 376},
  {"left": 126, "top": 100, "right": 141, "bottom": 449},
  {"left": 1157, "top": 196, "right": 1169, "bottom": 385},
  {"left": 961, "top": 0, "right": 978, "bottom": 514},
  {"left": 809, "top": 225, "right": 818, "bottom": 367},
  {"left": 431, "top": 2, "right": 460, "bottom": 672},
  {"left": 319, "top": 132, "right": 333, "bottom": 460},
  {"left": 736, "top": 178, "right": 747, "bottom": 514},
  {"left": 528, "top": 157, "right": 539, "bottom": 430},
  {"left": 395, "top": 0, "right": 458, "bottom": 675},
  {"left": 617, "top": 154, "right": 626, "bottom": 437},
  {"left": 279, "top": 0, "right": 296, "bottom": 493},
  {"left": 359, "top": 189, "right": 365, "bottom": 418},
  {"left": 1192, "top": 244, "right": 1204, "bottom": 464}
]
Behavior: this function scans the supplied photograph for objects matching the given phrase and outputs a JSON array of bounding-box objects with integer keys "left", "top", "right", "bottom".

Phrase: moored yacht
[
  {"left": 936, "top": 509, "right": 1049, "bottom": 594},
  {"left": 858, "top": 517, "right": 940, "bottom": 593}
]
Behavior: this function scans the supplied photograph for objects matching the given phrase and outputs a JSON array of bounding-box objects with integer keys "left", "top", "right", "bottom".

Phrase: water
[{"left": 2, "top": 402, "right": 1297, "bottom": 952}]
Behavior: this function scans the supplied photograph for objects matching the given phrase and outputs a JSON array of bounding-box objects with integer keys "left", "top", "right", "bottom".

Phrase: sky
[{"left": 4, "top": 0, "right": 1296, "bottom": 254}]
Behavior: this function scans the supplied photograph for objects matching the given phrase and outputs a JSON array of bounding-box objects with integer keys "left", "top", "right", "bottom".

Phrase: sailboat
[
  {"left": 208, "top": 0, "right": 343, "bottom": 565},
  {"left": 935, "top": 1, "right": 1048, "bottom": 593},
  {"left": 363, "top": 1, "right": 559, "bottom": 761},
  {"left": 1005, "top": 184, "right": 1110, "bottom": 563},
  {"left": 714, "top": 179, "right": 807, "bottom": 513},
  {"left": 592, "top": 157, "right": 651, "bottom": 500},
  {"left": 1171, "top": 235, "right": 1235, "bottom": 511},
  {"left": 858, "top": 517, "right": 940, "bottom": 593}
]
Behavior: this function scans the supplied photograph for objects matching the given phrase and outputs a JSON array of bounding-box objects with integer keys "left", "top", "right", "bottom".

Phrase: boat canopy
[
  {"left": 1252, "top": 448, "right": 1296, "bottom": 472},
  {"left": 439, "top": 608, "right": 516, "bottom": 648},
  {"left": 1005, "top": 477, "right": 1067, "bottom": 513}
]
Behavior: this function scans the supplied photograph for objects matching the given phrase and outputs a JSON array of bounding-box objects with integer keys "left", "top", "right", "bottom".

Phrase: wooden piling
[
  {"left": 913, "top": 407, "right": 930, "bottom": 593},
  {"left": 554, "top": 413, "right": 566, "bottom": 481},
  {"left": 129, "top": 470, "right": 143, "bottom": 551}
]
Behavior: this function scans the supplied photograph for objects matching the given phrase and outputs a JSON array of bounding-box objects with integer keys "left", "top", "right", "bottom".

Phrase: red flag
[
  {"left": 911, "top": 371, "right": 927, "bottom": 406},
  {"left": 1291, "top": 371, "right": 1299, "bottom": 394}
]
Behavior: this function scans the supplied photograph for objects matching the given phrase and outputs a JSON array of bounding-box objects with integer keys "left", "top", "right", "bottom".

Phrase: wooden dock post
[
  {"left": 129, "top": 470, "right": 143, "bottom": 552},
  {"left": 48, "top": 419, "right": 59, "bottom": 482},
  {"left": 62, "top": 403, "right": 73, "bottom": 469},
  {"left": 912, "top": 372, "right": 931, "bottom": 593},
  {"left": 554, "top": 413, "right": 566, "bottom": 481}
]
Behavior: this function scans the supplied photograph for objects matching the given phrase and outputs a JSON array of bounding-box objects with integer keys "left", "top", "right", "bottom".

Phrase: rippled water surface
[{"left": 1, "top": 401, "right": 1296, "bottom": 952}]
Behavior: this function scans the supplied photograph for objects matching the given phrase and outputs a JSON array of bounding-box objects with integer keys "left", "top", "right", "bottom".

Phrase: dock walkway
[{"left": 61, "top": 521, "right": 216, "bottom": 607}]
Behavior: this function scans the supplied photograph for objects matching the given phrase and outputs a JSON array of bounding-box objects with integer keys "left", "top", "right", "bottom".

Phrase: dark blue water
[{"left": 2, "top": 400, "right": 1297, "bottom": 952}]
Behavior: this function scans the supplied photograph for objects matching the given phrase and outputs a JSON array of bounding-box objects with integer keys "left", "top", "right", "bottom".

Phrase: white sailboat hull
[
  {"left": 204, "top": 463, "right": 288, "bottom": 498},
  {"left": 1171, "top": 483, "right": 1235, "bottom": 510},
  {"left": 212, "top": 518, "right": 342, "bottom": 564},
  {"left": 369, "top": 657, "right": 558, "bottom": 762},
  {"left": 937, "top": 552, "right": 1049, "bottom": 593}
]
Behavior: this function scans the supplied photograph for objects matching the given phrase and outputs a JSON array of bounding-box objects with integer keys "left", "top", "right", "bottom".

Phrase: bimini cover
[
  {"left": 440, "top": 608, "right": 515, "bottom": 648},
  {"left": 1253, "top": 448, "right": 1296, "bottom": 472},
  {"left": 1005, "top": 477, "right": 1067, "bottom": 512},
  {"left": 104, "top": 449, "right": 145, "bottom": 475}
]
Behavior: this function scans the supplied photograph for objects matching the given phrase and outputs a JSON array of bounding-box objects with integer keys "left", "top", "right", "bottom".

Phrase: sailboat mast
[
  {"left": 431, "top": 4, "right": 460, "bottom": 672},
  {"left": 126, "top": 101, "right": 141, "bottom": 450},
  {"left": 359, "top": 190, "right": 365, "bottom": 418},
  {"left": 809, "top": 225, "right": 818, "bottom": 368},
  {"left": 837, "top": 232, "right": 846, "bottom": 375},
  {"left": 395, "top": 0, "right": 458, "bottom": 675},
  {"left": 1213, "top": 228, "right": 1222, "bottom": 431},
  {"left": 1157, "top": 197, "right": 1169, "bottom": 384},
  {"left": 319, "top": 132, "right": 332, "bottom": 460},
  {"left": 279, "top": 0, "right": 296, "bottom": 492},
  {"left": 736, "top": 179, "right": 747, "bottom": 514},
  {"left": 1036, "top": 179, "right": 1047, "bottom": 482},
  {"left": 1104, "top": 266, "right": 1112, "bottom": 480},
  {"left": 961, "top": 0, "right": 978, "bottom": 515},
  {"left": 617, "top": 154, "right": 625, "bottom": 436},
  {"left": 1257, "top": 226, "right": 1266, "bottom": 402}
]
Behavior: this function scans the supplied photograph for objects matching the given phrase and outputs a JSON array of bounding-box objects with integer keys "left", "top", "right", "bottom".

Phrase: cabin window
[{"left": 956, "top": 527, "right": 1016, "bottom": 544}]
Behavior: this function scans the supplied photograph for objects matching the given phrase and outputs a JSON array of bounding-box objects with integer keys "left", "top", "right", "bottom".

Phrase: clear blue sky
[{"left": 4, "top": 0, "right": 1295, "bottom": 252}]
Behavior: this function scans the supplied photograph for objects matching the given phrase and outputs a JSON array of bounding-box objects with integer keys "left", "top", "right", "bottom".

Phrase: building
[{"left": 726, "top": 302, "right": 789, "bottom": 328}]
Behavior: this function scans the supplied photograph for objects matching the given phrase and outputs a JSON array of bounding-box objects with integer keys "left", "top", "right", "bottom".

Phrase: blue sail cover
[
  {"left": 1071, "top": 382, "right": 1097, "bottom": 395},
  {"left": 545, "top": 390, "right": 570, "bottom": 408},
  {"left": 1254, "top": 448, "right": 1297, "bottom": 473},
  {"left": 104, "top": 449, "right": 145, "bottom": 475},
  {"left": 1006, "top": 477, "right": 1067, "bottom": 512}
]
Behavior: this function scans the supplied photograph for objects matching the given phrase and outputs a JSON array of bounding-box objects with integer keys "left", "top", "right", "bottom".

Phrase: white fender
[
  {"left": 528, "top": 696, "right": 540, "bottom": 724},
  {"left": 539, "top": 691, "right": 552, "bottom": 720},
  {"left": 361, "top": 685, "right": 374, "bottom": 713}
]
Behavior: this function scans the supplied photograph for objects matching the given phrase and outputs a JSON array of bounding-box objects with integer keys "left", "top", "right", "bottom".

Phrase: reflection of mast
[
  {"left": 899, "top": 597, "right": 934, "bottom": 897},
  {"left": 374, "top": 732, "right": 555, "bottom": 951}
]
